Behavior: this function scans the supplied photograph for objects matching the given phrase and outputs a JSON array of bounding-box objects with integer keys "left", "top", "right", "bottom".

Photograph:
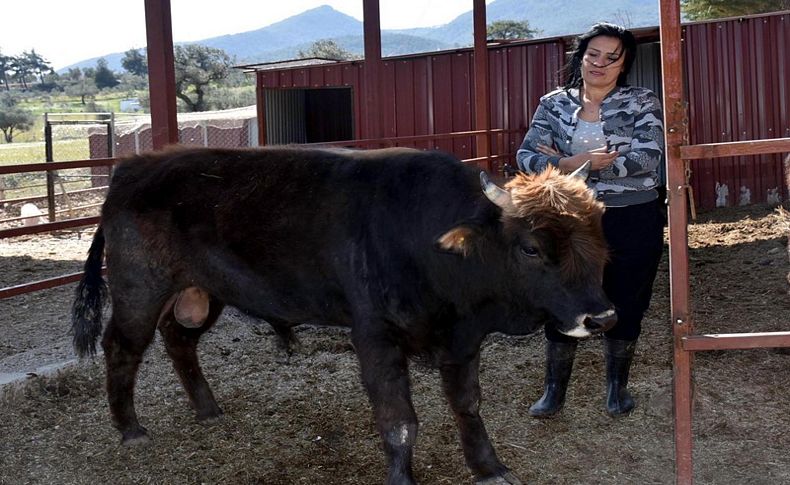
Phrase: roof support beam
[
  {"left": 472, "top": 0, "right": 491, "bottom": 167},
  {"left": 144, "top": 0, "right": 179, "bottom": 149},
  {"left": 362, "top": 0, "right": 383, "bottom": 140}
]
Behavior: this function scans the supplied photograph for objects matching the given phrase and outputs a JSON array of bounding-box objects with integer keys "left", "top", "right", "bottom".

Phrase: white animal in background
[
  {"left": 738, "top": 186, "right": 751, "bottom": 206},
  {"left": 715, "top": 182, "right": 729, "bottom": 207},
  {"left": 767, "top": 187, "right": 781, "bottom": 206},
  {"left": 20, "top": 203, "right": 46, "bottom": 226}
]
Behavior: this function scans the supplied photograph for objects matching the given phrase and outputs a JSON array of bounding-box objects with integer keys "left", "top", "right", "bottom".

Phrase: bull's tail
[{"left": 71, "top": 225, "right": 108, "bottom": 358}]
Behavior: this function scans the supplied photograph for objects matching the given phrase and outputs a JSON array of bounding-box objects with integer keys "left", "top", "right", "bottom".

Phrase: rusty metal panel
[
  {"left": 278, "top": 70, "right": 294, "bottom": 87},
  {"left": 341, "top": 65, "right": 363, "bottom": 139},
  {"left": 394, "top": 60, "right": 416, "bottom": 141},
  {"left": 322, "top": 65, "right": 341, "bottom": 85},
  {"left": 308, "top": 67, "right": 324, "bottom": 87},
  {"left": 684, "top": 13, "right": 790, "bottom": 209},
  {"left": 293, "top": 69, "right": 309, "bottom": 87},
  {"left": 488, "top": 48, "right": 506, "bottom": 133},
  {"left": 412, "top": 58, "right": 432, "bottom": 149},
  {"left": 260, "top": 71, "right": 279, "bottom": 88},
  {"left": 451, "top": 53, "right": 473, "bottom": 159},
  {"left": 488, "top": 41, "right": 564, "bottom": 162},
  {"left": 431, "top": 54, "right": 455, "bottom": 154},
  {"left": 264, "top": 89, "right": 306, "bottom": 145},
  {"left": 381, "top": 60, "right": 397, "bottom": 138}
]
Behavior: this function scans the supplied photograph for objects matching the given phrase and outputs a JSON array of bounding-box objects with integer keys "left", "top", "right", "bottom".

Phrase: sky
[{"left": 2, "top": 0, "right": 493, "bottom": 70}]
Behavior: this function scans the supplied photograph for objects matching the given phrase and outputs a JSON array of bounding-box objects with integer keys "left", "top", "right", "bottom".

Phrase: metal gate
[{"left": 658, "top": 2, "right": 790, "bottom": 483}]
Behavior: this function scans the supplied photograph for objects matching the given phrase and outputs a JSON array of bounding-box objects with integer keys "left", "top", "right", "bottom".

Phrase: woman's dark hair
[{"left": 563, "top": 22, "right": 637, "bottom": 89}]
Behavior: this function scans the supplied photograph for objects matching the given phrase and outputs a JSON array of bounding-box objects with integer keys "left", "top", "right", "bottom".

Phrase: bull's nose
[{"left": 583, "top": 309, "right": 617, "bottom": 333}]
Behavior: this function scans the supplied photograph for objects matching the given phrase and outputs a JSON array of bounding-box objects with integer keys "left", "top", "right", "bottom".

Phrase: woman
[{"left": 516, "top": 22, "right": 665, "bottom": 417}]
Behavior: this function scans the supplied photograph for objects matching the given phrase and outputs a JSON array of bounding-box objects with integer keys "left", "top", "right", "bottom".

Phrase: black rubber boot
[
  {"left": 604, "top": 338, "right": 637, "bottom": 416},
  {"left": 529, "top": 340, "right": 578, "bottom": 418}
]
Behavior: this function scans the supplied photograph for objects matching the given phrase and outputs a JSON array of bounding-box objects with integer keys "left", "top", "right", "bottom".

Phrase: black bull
[{"left": 71, "top": 146, "right": 615, "bottom": 484}]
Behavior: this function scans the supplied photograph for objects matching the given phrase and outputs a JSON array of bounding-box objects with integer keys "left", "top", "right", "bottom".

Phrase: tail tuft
[{"left": 71, "top": 227, "right": 108, "bottom": 358}]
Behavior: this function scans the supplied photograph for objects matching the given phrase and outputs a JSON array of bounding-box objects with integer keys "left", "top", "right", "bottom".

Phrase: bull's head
[{"left": 438, "top": 163, "right": 615, "bottom": 337}]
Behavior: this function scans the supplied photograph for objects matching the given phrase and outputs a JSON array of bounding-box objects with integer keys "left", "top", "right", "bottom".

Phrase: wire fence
[{"left": 0, "top": 107, "right": 258, "bottom": 230}]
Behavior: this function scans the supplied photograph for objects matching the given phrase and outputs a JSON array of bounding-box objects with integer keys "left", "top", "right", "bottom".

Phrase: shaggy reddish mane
[{"left": 505, "top": 167, "right": 608, "bottom": 281}]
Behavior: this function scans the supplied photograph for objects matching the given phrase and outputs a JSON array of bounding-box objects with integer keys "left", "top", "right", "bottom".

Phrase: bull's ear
[{"left": 435, "top": 224, "right": 481, "bottom": 257}]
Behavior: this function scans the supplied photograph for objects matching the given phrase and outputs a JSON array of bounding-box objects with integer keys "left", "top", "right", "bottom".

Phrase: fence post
[{"left": 44, "top": 113, "right": 56, "bottom": 222}]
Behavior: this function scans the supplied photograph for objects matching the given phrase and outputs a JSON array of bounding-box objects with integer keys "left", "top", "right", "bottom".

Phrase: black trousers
[{"left": 546, "top": 198, "right": 665, "bottom": 343}]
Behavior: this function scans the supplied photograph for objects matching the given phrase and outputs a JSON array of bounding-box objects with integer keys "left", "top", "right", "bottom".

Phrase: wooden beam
[
  {"left": 362, "top": 0, "right": 382, "bottom": 140},
  {"left": 472, "top": 0, "right": 491, "bottom": 168},
  {"left": 144, "top": 0, "right": 178, "bottom": 149},
  {"left": 680, "top": 137, "right": 790, "bottom": 160},
  {"left": 658, "top": 1, "right": 694, "bottom": 484},
  {"left": 683, "top": 332, "right": 790, "bottom": 351}
]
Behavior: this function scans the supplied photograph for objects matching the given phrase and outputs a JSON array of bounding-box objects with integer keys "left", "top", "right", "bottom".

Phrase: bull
[{"left": 71, "top": 146, "right": 615, "bottom": 484}]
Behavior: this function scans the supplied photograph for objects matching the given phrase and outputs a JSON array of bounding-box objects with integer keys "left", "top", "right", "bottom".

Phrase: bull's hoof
[
  {"left": 196, "top": 408, "right": 224, "bottom": 423},
  {"left": 120, "top": 427, "right": 150, "bottom": 446},
  {"left": 475, "top": 471, "right": 524, "bottom": 485}
]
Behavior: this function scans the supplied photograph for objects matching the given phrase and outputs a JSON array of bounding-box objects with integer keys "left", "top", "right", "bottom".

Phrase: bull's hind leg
[
  {"left": 158, "top": 296, "right": 224, "bottom": 421},
  {"left": 101, "top": 305, "right": 159, "bottom": 444}
]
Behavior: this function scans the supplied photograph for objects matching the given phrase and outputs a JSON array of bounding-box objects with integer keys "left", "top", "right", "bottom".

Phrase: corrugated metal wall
[
  {"left": 683, "top": 13, "right": 789, "bottom": 208},
  {"left": 258, "top": 41, "right": 564, "bottom": 159},
  {"left": 264, "top": 89, "right": 307, "bottom": 144},
  {"left": 257, "top": 12, "right": 789, "bottom": 209}
]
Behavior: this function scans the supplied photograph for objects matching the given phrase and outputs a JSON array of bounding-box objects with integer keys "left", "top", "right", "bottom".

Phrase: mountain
[
  {"left": 395, "top": 0, "right": 659, "bottom": 46},
  {"left": 60, "top": 0, "right": 660, "bottom": 73}
]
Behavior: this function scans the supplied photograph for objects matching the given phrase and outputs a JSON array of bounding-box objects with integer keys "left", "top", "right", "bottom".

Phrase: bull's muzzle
[{"left": 582, "top": 309, "right": 617, "bottom": 334}]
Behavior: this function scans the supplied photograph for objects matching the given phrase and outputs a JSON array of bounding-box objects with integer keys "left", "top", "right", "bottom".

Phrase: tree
[
  {"left": 681, "top": 0, "right": 790, "bottom": 20},
  {"left": 64, "top": 68, "right": 98, "bottom": 104},
  {"left": 298, "top": 39, "right": 355, "bottom": 60},
  {"left": 0, "top": 93, "right": 34, "bottom": 143},
  {"left": 121, "top": 48, "right": 148, "bottom": 76},
  {"left": 486, "top": 20, "right": 540, "bottom": 41},
  {"left": 10, "top": 55, "right": 33, "bottom": 90},
  {"left": 6, "top": 50, "right": 53, "bottom": 89},
  {"left": 173, "top": 44, "right": 233, "bottom": 112},
  {"left": 23, "top": 49, "right": 52, "bottom": 83},
  {"left": 0, "top": 51, "right": 12, "bottom": 91},
  {"left": 94, "top": 58, "right": 119, "bottom": 90}
]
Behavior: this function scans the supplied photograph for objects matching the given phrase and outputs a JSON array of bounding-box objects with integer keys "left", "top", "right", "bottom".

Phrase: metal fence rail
[{"left": 0, "top": 130, "right": 522, "bottom": 300}]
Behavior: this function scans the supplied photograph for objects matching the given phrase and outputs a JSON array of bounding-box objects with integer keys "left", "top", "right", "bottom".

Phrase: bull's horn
[
  {"left": 480, "top": 172, "right": 514, "bottom": 211},
  {"left": 570, "top": 160, "right": 591, "bottom": 180}
]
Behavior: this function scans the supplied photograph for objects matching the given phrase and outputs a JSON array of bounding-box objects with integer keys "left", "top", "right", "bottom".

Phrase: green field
[
  {"left": 0, "top": 140, "right": 94, "bottom": 200},
  {"left": 7, "top": 92, "right": 134, "bottom": 144},
  {"left": 0, "top": 140, "right": 90, "bottom": 165}
]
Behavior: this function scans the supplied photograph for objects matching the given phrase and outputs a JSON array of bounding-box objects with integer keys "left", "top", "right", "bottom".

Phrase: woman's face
[{"left": 581, "top": 35, "right": 625, "bottom": 90}]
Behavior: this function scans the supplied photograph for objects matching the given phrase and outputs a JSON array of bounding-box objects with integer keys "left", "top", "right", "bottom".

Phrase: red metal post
[
  {"left": 257, "top": 71, "right": 266, "bottom": 146},
  {"left": 472, "top": 0, "right": 491, "bottom": 169},
  {"left": 658, "top": 1, "right": 694, "bottom": 484},
  {"left": 362, "top": 0, "right": 382, "bottom": 141},
  {"left": 144, "top": 0, "right": 178, "bottom": 149}
]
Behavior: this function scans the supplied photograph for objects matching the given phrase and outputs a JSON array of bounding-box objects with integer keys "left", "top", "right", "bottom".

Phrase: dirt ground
[{"left": 1, "top": 203, "right": 788, "bottom": 485}]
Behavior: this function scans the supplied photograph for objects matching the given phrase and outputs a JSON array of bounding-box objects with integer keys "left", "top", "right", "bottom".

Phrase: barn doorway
[{"left": 263, "top": 87, "right": 354, "bottom": 145}]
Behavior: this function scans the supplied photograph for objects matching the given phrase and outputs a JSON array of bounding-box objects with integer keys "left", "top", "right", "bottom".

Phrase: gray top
[
  {"left": 516, "top": 85, "right": 664, "bottom": 208},
  {"left": 570, "top": 118, "right": 606, "bottom": 155},
  {"left": 570, "top": 119, "right": 657, "bottom": 207}
]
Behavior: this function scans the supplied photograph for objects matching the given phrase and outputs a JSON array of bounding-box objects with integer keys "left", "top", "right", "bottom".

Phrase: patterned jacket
[{"left": 516, "top": 85, "right": 664, "bottom": 204}]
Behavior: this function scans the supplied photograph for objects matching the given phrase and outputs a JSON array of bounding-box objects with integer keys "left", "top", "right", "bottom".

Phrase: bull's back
[{"left": 100, "top": 146, "right": 479, "bottom": 324}]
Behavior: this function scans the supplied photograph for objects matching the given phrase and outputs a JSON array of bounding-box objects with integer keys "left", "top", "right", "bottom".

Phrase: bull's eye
[{"left": 520, "top": 245, "right": 539, "bottom": 258}]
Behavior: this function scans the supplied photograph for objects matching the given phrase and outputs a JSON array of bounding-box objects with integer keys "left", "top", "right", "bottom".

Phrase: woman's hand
[
  {"left": 584, "top": 146, "right": 618, "bottom": 170},
  {"left": 556, "top": 147, "right": 618, "bottom": 172},
  {"left": 536, "top": 143, "right": 617, "bottom": 173}
]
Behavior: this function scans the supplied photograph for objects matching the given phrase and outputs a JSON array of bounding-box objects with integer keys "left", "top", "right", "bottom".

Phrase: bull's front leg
[
  {"left": 352, "top": 326, "right": 418, "bottom": 485},
  {"left": 440, "top": 354, "right": 523, "bottom": 485}
]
